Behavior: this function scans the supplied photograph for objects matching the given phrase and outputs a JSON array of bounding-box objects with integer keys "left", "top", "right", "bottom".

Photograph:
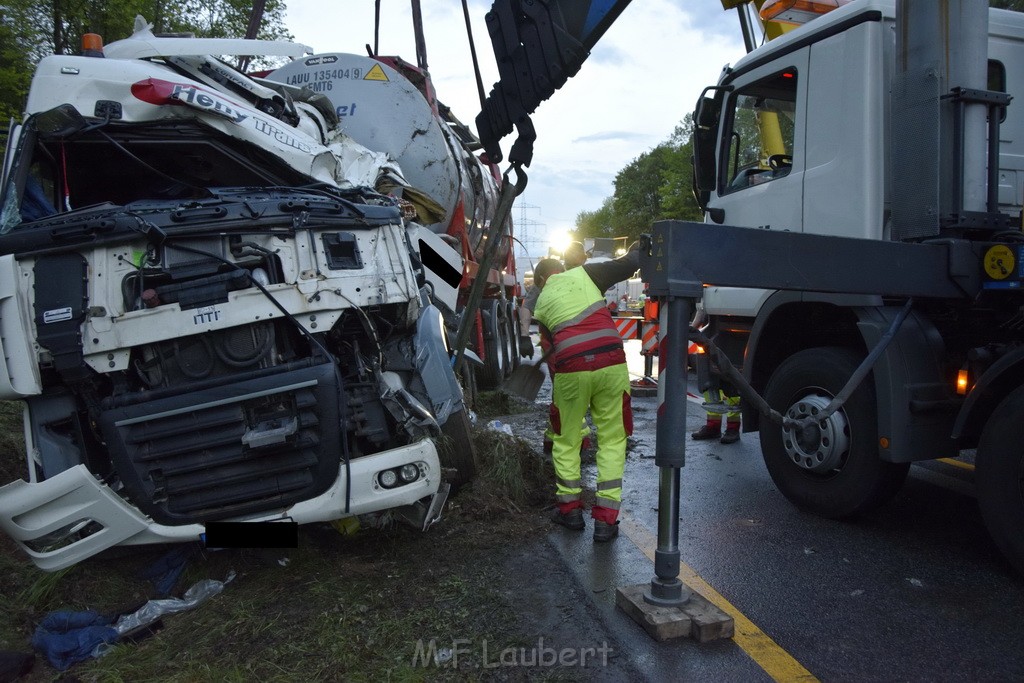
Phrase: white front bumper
[{"left": 0, "top": 440, "right": 440, "bottom": 571}]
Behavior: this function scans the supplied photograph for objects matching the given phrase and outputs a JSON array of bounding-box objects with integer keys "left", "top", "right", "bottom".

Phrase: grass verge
[{"left": 0, "top": 403, "right": 559, "bottom": 681}]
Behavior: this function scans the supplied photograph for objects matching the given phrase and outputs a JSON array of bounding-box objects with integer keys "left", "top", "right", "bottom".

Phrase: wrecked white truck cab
[{"left": 0, "top": 26, "right": 474, "bottom": 570}]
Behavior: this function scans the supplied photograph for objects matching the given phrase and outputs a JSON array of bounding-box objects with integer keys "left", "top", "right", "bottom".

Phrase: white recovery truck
[
  {"left": 685, "top": 0, "right": 1024, "bottom": 573},
  {"left": 0, "top": 24, "right": 483, "bottom": 570},
  {"left": 475, "top": 0, "right": 1024, "bottom": 575}
]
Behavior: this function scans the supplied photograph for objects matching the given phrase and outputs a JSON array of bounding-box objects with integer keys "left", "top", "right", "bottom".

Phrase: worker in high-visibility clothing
[
  {"left": 532, "top": 245, "right": 639, "bottom": 542},
  {"left": 520, "top": 242, "right": 592, "bottom": 453},
  {"left": 690, "top": 307, "right": 741, "bottom": 444}
]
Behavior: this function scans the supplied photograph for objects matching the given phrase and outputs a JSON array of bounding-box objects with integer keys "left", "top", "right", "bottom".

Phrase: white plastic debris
[
  {"left": 114, "top": 571, "right": 235, "bottom": 635},
  {"left": 486, "top": 420, "right": 514, "bottom": 436}
]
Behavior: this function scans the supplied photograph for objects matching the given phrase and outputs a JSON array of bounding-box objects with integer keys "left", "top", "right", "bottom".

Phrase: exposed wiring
[
  {"left": 324, "top": 289, "right": 385, "bottom": 368},
  {"left": 126, "top": 214, "right": 353, "bottom": 513}
]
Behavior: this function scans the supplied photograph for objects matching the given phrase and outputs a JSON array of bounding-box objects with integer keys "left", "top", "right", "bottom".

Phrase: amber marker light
[
  {"left": 81, "top": 33, "right": 104, "bottom": 57},
  {"left": 956, "top": 367, "right": 969, "bottom": 396},
  {"left": 760, "top": 0, "right": 852, "bottom": 25}
]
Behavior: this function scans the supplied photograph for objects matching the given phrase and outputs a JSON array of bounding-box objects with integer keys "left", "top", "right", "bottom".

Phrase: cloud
[{"left": 572, "top": 130, "right": 651, "bottom": 144}]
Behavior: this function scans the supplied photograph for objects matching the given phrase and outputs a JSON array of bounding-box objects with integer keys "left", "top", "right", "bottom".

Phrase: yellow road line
[
  {"left": 619, "top": 514, "right": 819, "bottom": 683},
  {"left": 937, "top": 457, "right": 975, "bottom": 472}
]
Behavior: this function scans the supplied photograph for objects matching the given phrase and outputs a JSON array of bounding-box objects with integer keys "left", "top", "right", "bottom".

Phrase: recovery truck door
[{"left": 706, "top": 49, "right": 807, "bottom": 234}]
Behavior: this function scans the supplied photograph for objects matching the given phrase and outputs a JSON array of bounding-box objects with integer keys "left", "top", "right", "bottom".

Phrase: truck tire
[
  {"left": 438, "top": 408, "right": 478, "bottom": 490},
  {"left": 505, "top": 300, "right": 520, "bottom": 374},
  {"left": 476, "top": 299, "right": 507, "bottom": 390},
  {"left": 976, "top": 385, "right": 1024, "bottom": 575},
  {"left": 759, "top": 347, "right": 909, "bottom": 518}
]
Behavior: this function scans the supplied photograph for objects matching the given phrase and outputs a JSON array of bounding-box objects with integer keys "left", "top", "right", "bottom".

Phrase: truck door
[
  {"left": 0, "top": 121, "right": 22, "bottom": 229},
  {"left": 707, "top": 50, "right": 807, "bottom": 234}
]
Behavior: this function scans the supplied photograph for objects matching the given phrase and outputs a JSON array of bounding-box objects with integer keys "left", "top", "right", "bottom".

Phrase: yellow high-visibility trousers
[{"left": 550, "top": 362, "right": 631, "bottom": 519}]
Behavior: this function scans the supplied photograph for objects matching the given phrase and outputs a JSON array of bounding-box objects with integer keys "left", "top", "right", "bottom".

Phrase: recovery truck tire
[
  {"left": 760, "top": 347, "right": 909, "bottom": 518},
  {"left": 438, "top": 408, "right": 478, "bottom": 490},
  {"left": 976, "top": 385, "right": 1024, "bottom": 575},
  {"left": 476, "top": 299, "right": 509, "bottom": 390}
]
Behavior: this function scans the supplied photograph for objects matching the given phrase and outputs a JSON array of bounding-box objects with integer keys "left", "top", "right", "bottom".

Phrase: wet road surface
[{"left": 516, "top": 340, "right": 1024, "bottom": 681}]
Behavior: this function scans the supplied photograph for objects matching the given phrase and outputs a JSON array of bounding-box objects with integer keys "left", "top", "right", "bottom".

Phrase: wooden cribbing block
[{"left": 616, "top": 584, "right": 734, "bottom": 643}]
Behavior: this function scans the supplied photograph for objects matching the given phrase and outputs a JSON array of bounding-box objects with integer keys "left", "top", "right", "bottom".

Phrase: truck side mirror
[
  {"left": 692, "top": 89, "right": 725, "bottom": 195},
  {"left": 31, "top": 104, "right": 88, "bottom": 138}
]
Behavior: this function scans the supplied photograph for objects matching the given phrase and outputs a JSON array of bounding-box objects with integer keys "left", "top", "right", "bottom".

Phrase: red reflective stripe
[
  {"left": 550, "top": 403, "right": 562, "bottom": 436},
  {"left": 622, "top": 391, "right": 633, "bottom": 436},
  {"left": 552, "top": 300, "right": 608, "bottom": 334},
  {"left": 555, "top": 348, "right": 626, "bottom": 374},
  {"left": 559, "top": 500, "right": 584, "bottom": 514},
  {"left": 551, "top": 307, "right": 624, "bottom": 372}
]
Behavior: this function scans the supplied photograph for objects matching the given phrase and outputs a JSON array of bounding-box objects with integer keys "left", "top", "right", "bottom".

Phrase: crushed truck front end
[{"left": 0, "top": 31, "right": 470, "bottom": 570}]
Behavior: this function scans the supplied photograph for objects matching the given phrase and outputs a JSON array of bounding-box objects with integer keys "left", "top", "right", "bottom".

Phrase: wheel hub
[{"left": 781, "top": 394, "right": 850, "bottom": 472}]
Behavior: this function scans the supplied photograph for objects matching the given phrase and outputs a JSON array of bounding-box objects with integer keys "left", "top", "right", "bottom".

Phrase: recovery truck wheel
[
  {"left": 976, "top": 385, "right": 1024, "bottom": 575},
  {"left": 438, "top": 408, "right": 478, "bottom": 490},
  {"left": 476, "top": 299, "right": 507, "bottom": 390},
  {"left": 760, "top": 347, "right": 909, "bottom": 518}
]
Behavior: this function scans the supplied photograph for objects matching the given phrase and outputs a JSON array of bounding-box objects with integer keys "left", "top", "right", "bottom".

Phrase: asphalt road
[{"left": 521, "top": 339, "right": 1024, "bottom": 681}]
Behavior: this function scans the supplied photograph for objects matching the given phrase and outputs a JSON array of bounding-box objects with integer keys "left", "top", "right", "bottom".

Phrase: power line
[{"left": 514, "top": 201, "right": 547, "bottom": 269}]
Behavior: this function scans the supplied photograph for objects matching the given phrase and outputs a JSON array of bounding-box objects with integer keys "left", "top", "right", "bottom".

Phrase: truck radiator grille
[{"left": 99, "top": 361, "right": 342, "bottom": 525}]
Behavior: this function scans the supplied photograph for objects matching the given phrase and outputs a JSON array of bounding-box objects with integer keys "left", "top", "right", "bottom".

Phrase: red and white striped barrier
[{"left": 614, "top": 316, "right": 640, "bottom": 341}]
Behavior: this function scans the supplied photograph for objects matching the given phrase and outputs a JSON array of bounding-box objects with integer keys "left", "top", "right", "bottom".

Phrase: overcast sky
[{"left": 283, "top": 1, "right": 746, "bottom": 260}]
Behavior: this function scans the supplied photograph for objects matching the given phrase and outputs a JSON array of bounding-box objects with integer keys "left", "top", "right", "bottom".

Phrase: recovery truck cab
[{"left": 0, "top": 24, "right": 478, "bottom": 570}]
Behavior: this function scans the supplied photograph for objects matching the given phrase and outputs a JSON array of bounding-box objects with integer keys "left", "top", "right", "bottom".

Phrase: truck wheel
[
  {"left": 504, "top": 301, "right": 520, "bottom": 374},
  {"left": 438, "top": 408, "right": 478, "bottom": 490},
  {"left": 476, "top": 300, "right": 506, "bottom": 389},
  {"left": 760, "top": 347, "right": 909, "bottom": 518},
  {"left": 976, "top": 386, "right": 1024, "bottom": 575}
]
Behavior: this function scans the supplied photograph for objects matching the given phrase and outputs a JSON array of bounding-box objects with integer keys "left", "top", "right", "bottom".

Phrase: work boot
[
  {"left": 593, "top": 520, "right": 619, "bottom": 543},
  {"left": 691, "top": 424, "right": 721, "bottom": 440},
  {"left": 552, "top": 508, "right": 585, "bottom": 530},
  {"left": 720, "top": 427, "right": 740, "bottom": 444}
]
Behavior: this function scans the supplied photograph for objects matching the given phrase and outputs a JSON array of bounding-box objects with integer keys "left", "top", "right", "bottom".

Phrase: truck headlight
[{"left": 399, "top": 464, "right": 420, "bottom": 483}]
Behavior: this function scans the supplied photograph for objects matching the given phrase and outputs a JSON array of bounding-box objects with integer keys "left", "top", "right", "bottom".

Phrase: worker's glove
[{"left": 520, "top": 335, "right": 535, "bottom": 358}]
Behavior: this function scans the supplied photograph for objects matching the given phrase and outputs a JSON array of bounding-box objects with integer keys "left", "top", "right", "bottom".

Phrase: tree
[
  {"left": 575, "top": 115, "right": 702, "bottom": 242},
  {"left": 576, "top": 197, "right": 616, "bottom": 240},
  {"left": 992, "top": 0, "right": 1024, "bottom": 10}
]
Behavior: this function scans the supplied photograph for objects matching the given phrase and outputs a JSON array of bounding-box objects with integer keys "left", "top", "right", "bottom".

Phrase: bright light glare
[{"left": 548, "top": 228, "right": 572, "bottom": 254}]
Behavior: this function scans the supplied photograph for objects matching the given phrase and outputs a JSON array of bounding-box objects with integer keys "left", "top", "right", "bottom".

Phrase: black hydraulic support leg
[{"left": 644, "top": 295, "right": 691, "bottom": 607}]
